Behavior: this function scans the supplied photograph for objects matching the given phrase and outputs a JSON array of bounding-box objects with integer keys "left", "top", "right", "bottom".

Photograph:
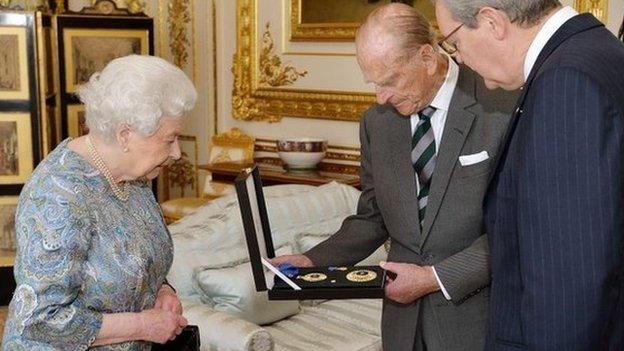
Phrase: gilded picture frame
[
  {"left": 233, "top": 0, "right": 374, "bottom": 122},
  {"left": 0, "top": 26, "right": 30, "bottom": 100},
  {"left": 0, "top": 112, "right": 34, "bottom": 185},
  {"left": 66, "top": 103, "right": 87, "bottom": 138},
  {"left": 290, "top": 0, "right": 435, "bottom": 42},
  {"left": 208, "top": 128, "right": 255, "bottom": 165},
  {"left": 164, "top": 134, "right": 199, "bottom": 199},
  {"left": 62, "top": 28, "right": 149, "bottom": 93}
]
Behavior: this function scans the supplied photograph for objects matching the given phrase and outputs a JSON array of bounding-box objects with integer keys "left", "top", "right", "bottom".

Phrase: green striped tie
[{"left": 411, "top": 106, "right": 437, "bottom": 225}]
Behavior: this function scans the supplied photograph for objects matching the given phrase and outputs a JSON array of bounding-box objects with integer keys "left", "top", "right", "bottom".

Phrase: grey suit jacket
[{"left": 306, "top": 66, "right": 517, "bottom": 351}]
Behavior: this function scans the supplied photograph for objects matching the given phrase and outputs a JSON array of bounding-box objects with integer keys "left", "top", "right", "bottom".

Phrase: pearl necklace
[{"left": 85, "top": 136, "right": 130, "bottom": 202}]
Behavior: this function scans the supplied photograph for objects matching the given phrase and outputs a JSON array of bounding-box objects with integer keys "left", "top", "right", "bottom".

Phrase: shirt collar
[
  {"left": 429, "top": 53, "right": 459, "bottom": 112},
  {"left": 524, "top": 6, "right": 578, "bottom": 80}
]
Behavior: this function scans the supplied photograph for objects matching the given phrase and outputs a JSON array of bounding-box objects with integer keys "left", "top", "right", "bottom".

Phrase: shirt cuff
[{"left": 432, "top": 266, "right": 452, "bottom": 300}]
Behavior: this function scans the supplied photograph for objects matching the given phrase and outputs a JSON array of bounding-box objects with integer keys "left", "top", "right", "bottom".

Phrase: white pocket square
[{"left": 459, "top": 151, "right": 489, "bottom": 166}]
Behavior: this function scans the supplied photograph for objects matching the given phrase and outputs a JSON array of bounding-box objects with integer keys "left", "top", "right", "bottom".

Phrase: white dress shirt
[
  {"left": 409, "top": 54, "right": 459, "bottom": 300},
  {"left": 524, "top": 6, "right": 578, "bottom": 80}
]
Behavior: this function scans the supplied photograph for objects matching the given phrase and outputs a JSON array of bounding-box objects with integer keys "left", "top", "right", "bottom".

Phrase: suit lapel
[
  {"left": 386, "top": 110, "right": 423, "bottom": 242},
  {"left": 420, "top": 67, "right": 476, "bottom": 242},
  {"left": 485, "top": 13, "right": 604, "bottom": 204}
]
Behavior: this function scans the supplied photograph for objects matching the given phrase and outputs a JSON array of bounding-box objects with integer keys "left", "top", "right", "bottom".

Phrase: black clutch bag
[{"left": 152, "top": 325, "right": 200, "bottom": 351}]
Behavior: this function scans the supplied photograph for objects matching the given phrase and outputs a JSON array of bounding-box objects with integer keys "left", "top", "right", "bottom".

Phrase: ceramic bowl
[{"left": 276, "top": 138, "right": 327, "bottom": 170}]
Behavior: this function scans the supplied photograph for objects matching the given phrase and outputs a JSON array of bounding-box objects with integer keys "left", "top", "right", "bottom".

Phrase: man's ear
[
  {"left": 477, "top": 6, "right": 509, "bottom": 41},
  {"left": 418, "top": 44, "right": 438, "bottom": 74}
]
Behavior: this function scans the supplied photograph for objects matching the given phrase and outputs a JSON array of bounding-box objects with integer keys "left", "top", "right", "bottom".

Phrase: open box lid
[{"left": 234, "top": 166, "right": 275, "bottom": 292}]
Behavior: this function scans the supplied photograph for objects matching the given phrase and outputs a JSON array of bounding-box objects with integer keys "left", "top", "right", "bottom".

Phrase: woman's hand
[
  {"left": 138, "top": 308, "right": 188, "bottom": 344},
  {"left": 154, "top": 284, "right": 182, "bottom": 315}
]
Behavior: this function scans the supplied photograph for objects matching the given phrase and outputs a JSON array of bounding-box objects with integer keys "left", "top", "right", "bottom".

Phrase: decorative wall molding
[
  {"left": 289, "top": 0, "right": 359, "bottom": 42},
  {"left": 574, "top": 0, "right": 609, "bottom": 23},
  {"left": 259, "top": 22, "right": 307, "bottom": 87},
  {"left": 232, "top": 0, "right": 374, "bottom": 123},
  {"left": 167, "top": 0, "right": 190, "bottom": 68}
]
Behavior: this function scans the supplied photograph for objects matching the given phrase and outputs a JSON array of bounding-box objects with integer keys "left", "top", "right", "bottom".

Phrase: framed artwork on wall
[
  {"left": 0, "top": 26, "right": 29, "bottom": 100},
  {"left": 66, "top": 103, "right": 87, "bottom": 138},
  {"left": 164, "top": 134, "right": 199, "bottom": 199},
  {"left": 290, "top": 0, "right": 434, "bottom": 41},
  {"left": 0, "top": 196, "right": 18, "bottom": 251},
  {"left": 0, "top": 112, "right": 34, "bottom": 185},
  {"left": 62, "top": 28, "right": 149, "bottom": 93},
  {"left": 56, "top": 14, "right": 153, "bottom": 138}
]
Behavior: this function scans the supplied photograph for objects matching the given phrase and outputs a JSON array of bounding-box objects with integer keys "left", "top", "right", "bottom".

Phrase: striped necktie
[{"left": 411, "top": 106, "right": 437, "bottom": 225}]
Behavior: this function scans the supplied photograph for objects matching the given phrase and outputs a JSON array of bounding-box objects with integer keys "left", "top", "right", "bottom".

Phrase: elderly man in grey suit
[{"left": 272, "top": 4, "right": 516, "bottom": 350}]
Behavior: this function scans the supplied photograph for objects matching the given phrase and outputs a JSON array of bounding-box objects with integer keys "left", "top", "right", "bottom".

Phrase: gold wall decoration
[
  {"left": 168, "top": 0, "right": 190, "bottom": 68},
  {"left": 125, "top": 0, "right": 146, "bottom": 14},
  {"left": 209, "top": 127, "right": 255, "bottom": 164},
  {"left": 574, "top": 0, "right": 609, "bottom": 23},
  {"left": 290, "top": 0, "right": 436, "bottom": 42},
  {"left": 259, "top": 22, "right": 307, "bottom": 87},
  {"left": 232, "top": 0, "right": 374, "bottom": 123}
]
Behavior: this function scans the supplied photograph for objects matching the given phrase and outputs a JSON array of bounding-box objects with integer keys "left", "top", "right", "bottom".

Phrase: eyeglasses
[{"left": 438, "top": 23, "right": 464, "bottom": 55}]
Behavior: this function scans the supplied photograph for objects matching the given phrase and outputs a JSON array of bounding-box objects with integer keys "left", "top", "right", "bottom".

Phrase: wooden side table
[{"left": 199, "top": 160, "right": 360, "bottom": 188}]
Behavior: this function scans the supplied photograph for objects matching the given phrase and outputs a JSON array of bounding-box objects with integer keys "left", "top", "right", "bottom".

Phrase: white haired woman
[{"left": 2, "top": 55, "right": 197, "bottom": 350}]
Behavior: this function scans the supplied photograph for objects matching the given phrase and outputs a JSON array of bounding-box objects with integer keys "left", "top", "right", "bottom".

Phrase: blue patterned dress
[{"left": 2, "top": 139, "right": 174, "bottom": 350}]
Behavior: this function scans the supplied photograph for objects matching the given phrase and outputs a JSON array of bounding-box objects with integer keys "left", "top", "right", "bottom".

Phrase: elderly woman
[{"left": 2, "top": 55, "right": 197, "bottom": 350}]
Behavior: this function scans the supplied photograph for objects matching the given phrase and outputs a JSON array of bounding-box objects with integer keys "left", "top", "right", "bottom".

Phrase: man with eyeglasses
[
  {"left": 434, "top": 0, "right": 624, "bottom": 349},
  {"left": 271, "top": 3, "right": 517, "bottom": 350}
]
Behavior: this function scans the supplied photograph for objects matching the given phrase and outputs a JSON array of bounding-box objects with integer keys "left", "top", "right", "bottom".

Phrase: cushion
[
  {"left": 264, "top": 299, "right": 382, "bottom": 350},
  {"left": 167, "top": 184, "right": 318, "bottom": 298},
  {"left": 167, "top": 182, "right": 361, "bottom": 299},
  {"left": 182, "top": 299, "right": 273, "bottom": 351},
  {"left": 194, "top": 244, "right": 300, "bottom": 325}
]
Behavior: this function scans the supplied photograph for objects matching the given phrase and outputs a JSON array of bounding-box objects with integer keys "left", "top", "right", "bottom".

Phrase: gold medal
[
  {"left": 346, "top": 269, "right": 377, "bottom": 283},
  {"left": 298, "top": 272, "right": 327, "bottom": 282}
]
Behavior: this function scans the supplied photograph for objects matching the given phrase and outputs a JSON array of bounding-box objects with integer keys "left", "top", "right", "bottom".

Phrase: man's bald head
[{"left": 356, "top": 3, "right": 434, "bottom": 62}]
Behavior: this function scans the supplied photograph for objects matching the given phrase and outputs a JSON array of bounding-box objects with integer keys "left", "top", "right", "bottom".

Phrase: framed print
[
  {"left": 62, "top": 28, "right": 149, "bottom": 93},
  {"left": 56, "top": 15, "right": 154, "bottom": 138},
  {"left": 0, "top": 196, "right": 18, "bottom": 251},
  {"left": 0, "top": 112, "right": 33, "bottom": 185},
  {"left": 167, "top": 135, "right": 199, "bottom": 198},
  {"left": 290, "top": 0, "right": 435, "bottom": 42},
  {"left": 66, "top": 103, "right": 87, "bottom": 138},
  {"left": 0, "top": 26, "right": 29, "bottom": 100}
]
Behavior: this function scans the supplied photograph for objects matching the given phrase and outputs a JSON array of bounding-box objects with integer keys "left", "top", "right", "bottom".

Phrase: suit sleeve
[
  {"left": 516, "top": 67, "right": 623, "bottom": 349},
  {"left": 306, "top": 113, "right": 389, "bottom": 266},
  {"left": 433, "top": 234, "right": 490, "bottom": 303}
]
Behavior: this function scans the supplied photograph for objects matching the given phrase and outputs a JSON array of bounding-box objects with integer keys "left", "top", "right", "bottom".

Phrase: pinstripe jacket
[
  {"left": 484, "top": 14, "right": 624, "bottom": 350},
  {"left": 307, "top": 67, "right": 517, "bottom": 351}
]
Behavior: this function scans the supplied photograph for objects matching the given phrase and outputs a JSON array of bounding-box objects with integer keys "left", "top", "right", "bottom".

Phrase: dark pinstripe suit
[{"left": 485, "top": 14, "right": 624, "bottom": 350}]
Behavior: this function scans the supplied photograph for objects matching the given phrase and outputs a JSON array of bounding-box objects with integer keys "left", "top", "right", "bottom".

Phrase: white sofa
[{"left": 166, "top": 182, "right": 387, "bottom": 351}]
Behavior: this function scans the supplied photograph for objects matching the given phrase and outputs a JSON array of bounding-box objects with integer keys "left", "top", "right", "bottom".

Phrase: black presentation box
[{"left": 235, "top": 165, "right": 386, "bottom": 300}]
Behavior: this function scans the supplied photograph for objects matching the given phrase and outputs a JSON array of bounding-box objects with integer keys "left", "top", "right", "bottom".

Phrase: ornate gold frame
[
  {"left": 209, "top": 128, "right": 255, "bottom": 164},
  {"left": 289, "top": 0, "right": 438, "bottom": 42},
  {"left": 233, "top": 0, "right": 374, "bottom": 123},
  {"left": 289, "top": 0, "right": 359, "bottom": 42},
  {"left": 66, "top": 103, "right": 86, "bottom": 138},
  {"left": 574, "top": 0, "right": 609, "bottom": 24}
]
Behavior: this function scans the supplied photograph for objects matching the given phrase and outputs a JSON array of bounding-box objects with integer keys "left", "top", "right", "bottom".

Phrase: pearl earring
[{"left": 123, "top": 147, "right": 129, "bottom": 153}]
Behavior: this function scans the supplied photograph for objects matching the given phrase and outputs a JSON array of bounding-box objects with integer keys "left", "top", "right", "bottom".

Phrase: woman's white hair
[{"left": 77, "top": 55, "right": 197, "bottom": 142}]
